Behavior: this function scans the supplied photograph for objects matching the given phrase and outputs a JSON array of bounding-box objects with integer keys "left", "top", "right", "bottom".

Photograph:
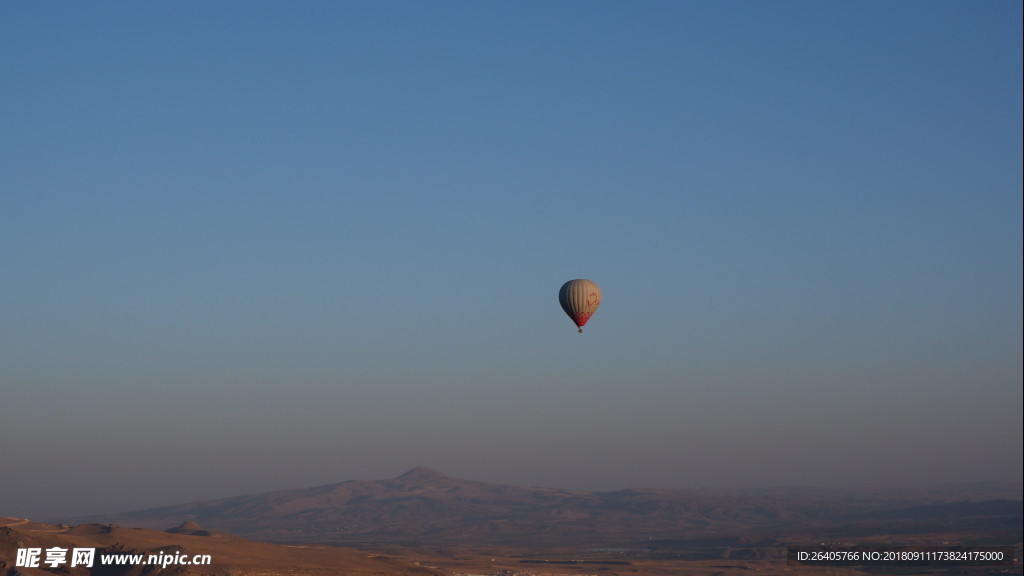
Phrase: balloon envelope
[{"left": 559, "top": 279, "right": 601, "bottom": 333}]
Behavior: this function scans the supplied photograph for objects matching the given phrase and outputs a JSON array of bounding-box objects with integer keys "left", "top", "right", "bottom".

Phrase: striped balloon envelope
[{"left": 558, "top": 279, "right": 601, "bottom": 333}]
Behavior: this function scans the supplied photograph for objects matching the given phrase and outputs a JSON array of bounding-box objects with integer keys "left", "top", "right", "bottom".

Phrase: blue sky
[{"left": 2, "top": 1, "right": 1021, "bottom": 519}]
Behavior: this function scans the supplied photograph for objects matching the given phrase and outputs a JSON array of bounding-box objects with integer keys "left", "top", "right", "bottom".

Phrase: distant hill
[{"left": 81, "top": 467, "right": 1022, "bottom": 549}]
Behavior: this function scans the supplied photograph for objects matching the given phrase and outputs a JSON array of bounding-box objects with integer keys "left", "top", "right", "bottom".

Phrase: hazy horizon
[
  {"left": 3, "top": 1, "right": 1021, "bottom": 520},
  {"left": 39, "top": 466, "right": 1024, "bottom": 524}
]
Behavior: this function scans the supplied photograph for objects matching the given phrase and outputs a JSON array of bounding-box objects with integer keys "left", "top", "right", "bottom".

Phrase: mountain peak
[
  {"left": 395, "top": 466, "right": 450, "bottom": 483},
  {"left": 166, "top": 520, "right": 211, "bottom": 536}
]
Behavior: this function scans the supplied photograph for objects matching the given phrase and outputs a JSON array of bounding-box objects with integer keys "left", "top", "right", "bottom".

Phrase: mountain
[{"left": 84, "top": 468, "right": 1022, "bottom": 549}]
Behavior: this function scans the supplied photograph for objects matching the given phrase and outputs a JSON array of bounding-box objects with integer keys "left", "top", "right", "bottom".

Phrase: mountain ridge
[{"left": 77, "top": 468, "right": 1022, "bottom": 548}]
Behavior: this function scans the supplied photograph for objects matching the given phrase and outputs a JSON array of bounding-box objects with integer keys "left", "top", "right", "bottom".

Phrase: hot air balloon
[{"left": 559, "top": 279, "right": 601, "bottom": 333}]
